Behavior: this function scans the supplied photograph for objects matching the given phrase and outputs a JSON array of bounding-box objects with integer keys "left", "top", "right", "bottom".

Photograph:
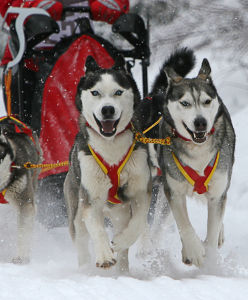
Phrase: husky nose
[
  {"left": 194, "top": 117, "right": 207, "bottom": 131},
  {"left": 101, "top": 106, "right": 115, "bottom": 119}
]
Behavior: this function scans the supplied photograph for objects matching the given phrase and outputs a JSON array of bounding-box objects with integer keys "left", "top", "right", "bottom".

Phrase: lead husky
[
  {"left": 0, "top": 117, "right": 41, "bottom": 264},
  {"left": 138, "top": 49, "right": 235, "bottom": 267},
  {"left": 64, "top": 56, "right": 152, "bottom": 271}
]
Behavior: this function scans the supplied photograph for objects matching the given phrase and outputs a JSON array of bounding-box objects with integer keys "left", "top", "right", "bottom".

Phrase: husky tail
[{"left": 152, "top": 48, "right": 195, "bottom": 94}]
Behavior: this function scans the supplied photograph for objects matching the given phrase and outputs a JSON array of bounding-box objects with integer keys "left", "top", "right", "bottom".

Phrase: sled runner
[{"left": 1, "top": 5, "right": 150, "bottom": 228}]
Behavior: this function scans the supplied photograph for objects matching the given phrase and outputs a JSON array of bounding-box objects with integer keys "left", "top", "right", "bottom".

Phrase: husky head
[
  {"left": 76, "top": 56, "right": 140, "bottom": 139},
  {"left": 164, "top": 58, "right": 221, "bottom": 144}
]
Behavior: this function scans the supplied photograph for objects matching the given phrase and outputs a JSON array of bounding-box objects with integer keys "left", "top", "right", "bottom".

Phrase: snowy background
[{"left": 0, "top": 0, "right": 248, "bottom": 299}]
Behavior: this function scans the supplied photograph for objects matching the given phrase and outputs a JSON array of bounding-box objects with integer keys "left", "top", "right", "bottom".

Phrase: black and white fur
[
  {"left": 0, "top": 120, "right": 41, "bottom": 264},
  {"left": 136, "top": 48, "right": 235, "bottom": 267},
  {"left": 64, "top": 56, "right": 152, "bottom": 272}
]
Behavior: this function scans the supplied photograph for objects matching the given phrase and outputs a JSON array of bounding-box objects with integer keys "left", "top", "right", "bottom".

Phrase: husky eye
[
  {"left": 204, "top": 99, "right": 212, "bottom": 105},
  {"left": 180, "top": 101, "right": 191, "bottom": 107},
  {"left": 114, "top": 90, "right": 123, "bottom": 96},
  {"left": 91, "top": 90, "right": 100, "bottom": 96}
]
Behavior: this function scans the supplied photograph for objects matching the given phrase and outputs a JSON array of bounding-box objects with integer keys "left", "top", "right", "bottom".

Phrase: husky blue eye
[
  {"left": 114, "top": 90, "right": 123, "bottom": 96},
  {"left": 91, "top": 90, "right": 100, "bottom": 96},
  {"left": 180, "top": 101, "right": 191, "bottom": 107}
]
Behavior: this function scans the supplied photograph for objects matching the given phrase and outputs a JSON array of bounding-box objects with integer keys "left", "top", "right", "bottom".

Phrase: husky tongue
[{"left": 101, "top": 120, "right": 115, "bottom": 133}]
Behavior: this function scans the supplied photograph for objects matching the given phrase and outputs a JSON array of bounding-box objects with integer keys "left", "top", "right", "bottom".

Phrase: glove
[
  {"left": 1, "top": 0, "right": 63, "bottom": 26},
  {"left": 89, "top": 0, "right": 129, "bottom": 24}
]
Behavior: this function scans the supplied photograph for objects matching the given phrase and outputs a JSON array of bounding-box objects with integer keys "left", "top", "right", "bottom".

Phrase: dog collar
[
  {"left": 172, "top": 127, "right": 215, "bottom": 142},
  {"left": 88, "top": 140, "right": 136, "bottom": 204},
  {"left": 172, "top": 151, "right": 220, "bottom": 194}
]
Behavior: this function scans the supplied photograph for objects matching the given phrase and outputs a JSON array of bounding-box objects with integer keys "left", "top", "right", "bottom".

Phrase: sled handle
[{"left": 2, "top": 7, "right": 50, "bottom": 70}]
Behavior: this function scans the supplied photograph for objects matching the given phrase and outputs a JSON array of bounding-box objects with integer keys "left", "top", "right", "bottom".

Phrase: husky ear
[
  {"left": 164, "top": 67, "right": 183, "bottom": 84},
  {"left": 112, "top": 55, "right": 126, "bottom": 71},
  {"left": 85, "top": 56, "right": 100, "bottom": 73},
  {"left": 197, "top": 58, "right": 211, "bottom": 81}
]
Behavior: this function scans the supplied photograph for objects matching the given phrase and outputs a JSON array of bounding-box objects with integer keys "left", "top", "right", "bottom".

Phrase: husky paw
[
  {"left": 182, "top": 236, "right": 206, "bottom": 267},
  {"left": 95, "top": 247, "right": 116, "bottom": 269},
  {"left": 12, "top": 256, "right": 30, "bottom": 265},
  {"left": 96, "top": 259, "right": 116, "bottom": 269},
  {"left": 111, "top": 234, "right": 129, "bottom": 252}
]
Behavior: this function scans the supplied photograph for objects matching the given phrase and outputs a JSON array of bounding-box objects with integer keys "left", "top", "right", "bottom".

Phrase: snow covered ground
[{"left": 0, "top": 43, "right": 248, "bottom": 300}]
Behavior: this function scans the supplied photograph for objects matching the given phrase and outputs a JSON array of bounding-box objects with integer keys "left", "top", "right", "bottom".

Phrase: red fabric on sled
[{"left": 39, "top": 35, "right": 115, "bottom": 178}]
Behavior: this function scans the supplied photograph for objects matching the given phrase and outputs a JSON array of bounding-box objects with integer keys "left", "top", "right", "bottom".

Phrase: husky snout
[
  {"left": 194, "top": 116, "right": 207, "bottom": 132},
  {"left": 101, "top": 105, "right": 115, "bottom": 119}
]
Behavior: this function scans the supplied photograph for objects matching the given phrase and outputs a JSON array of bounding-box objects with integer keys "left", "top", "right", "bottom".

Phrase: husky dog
[
  {"left": 137, "top": 48, "right": 235, "bottom": 267},
  {"left": 0, "top": 117, "right": 41, "bottom": 264},
  {"left": 64, "top": 56, "right": 152, "bottom": 271}
]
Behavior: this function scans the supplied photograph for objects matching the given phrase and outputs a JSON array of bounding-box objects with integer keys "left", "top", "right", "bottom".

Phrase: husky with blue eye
[
  {"left": 0, "top": 117, "right": 41, "bottom": 264},
  {"left": 64, "top": 56, "right": 152, "bottom": 272},
  {"left": 136, "top": 48, "right": 236, "bottom": 267}
]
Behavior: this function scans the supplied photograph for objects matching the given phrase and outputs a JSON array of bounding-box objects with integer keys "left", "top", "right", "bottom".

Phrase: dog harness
[
  {"left": 172, "top": 151, "right": 220, "bottom": 194},
  {"left": 0, "top": 190, "right": 8, "bottom": 204},
  {"left": 88, "top": 140, "right": 136, "bottom": 204}
]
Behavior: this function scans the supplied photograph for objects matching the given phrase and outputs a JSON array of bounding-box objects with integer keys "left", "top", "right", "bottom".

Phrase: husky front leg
[
  {"left": 110, "top": 204, "right": 132, "bottom": 273},
  {"left": 111, "top": 190, "right": 151, "bottom": 252},
  {"left": 83, "top": 204, "right": 116, "bottom": 268},
  {"left": 13, "top": 201, "right": 35, "bottom": 264},
  {"left": 169, "top": 194, "right": 206, "bottom": 267},
  {"left": 166, "top": 176, "right": 205, "bottom": 267},
  {"left": 206, "top": 194, "right": 227, "bottom": 250},
  {"left": 73, "top": 202, "right": 91, "bottom": 267},
  {"left": 205, "top": 171, "right": 229, "bottom": 252}
]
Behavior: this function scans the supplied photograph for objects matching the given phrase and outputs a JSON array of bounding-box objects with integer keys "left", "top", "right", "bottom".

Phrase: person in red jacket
[{"left": 0, "top": 0, "right": 129, "bottom": 65}]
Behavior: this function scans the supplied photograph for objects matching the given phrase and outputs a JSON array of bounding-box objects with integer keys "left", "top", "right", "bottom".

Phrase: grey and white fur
[
  {"left": 136, "top": 48, "right": 235, "bottom": 267},
  {"left": 0, "top": 119, "right": 42, "bottom": 264},
  {"left": 64, "top": 56, "right": 152, "bottom": 272}
]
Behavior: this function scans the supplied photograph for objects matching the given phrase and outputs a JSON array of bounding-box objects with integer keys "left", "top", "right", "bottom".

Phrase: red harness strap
[
  {"left": 0, "top": 190, "right": 8, "bottom": 204},
  {"left": 88, "top": 141, "right": 136, "bottom": 204}
]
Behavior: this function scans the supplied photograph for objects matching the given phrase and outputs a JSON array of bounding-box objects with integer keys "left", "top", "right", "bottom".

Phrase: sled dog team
[{"left": 0, "top": 48, "right": 235, "bottom": 272}]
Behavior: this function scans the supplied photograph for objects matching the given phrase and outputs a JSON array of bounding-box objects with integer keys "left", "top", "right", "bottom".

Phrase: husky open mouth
[
  {"left": 94, "top": 114, "right": 120, "bottom": 137},
  {"left": 183, "top": 123, "right": 207, "bottom": 144}
]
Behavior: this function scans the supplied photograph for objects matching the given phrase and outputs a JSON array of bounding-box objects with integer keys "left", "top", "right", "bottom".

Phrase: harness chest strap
[
  {"left": 172, "top": 151, "right": 220, "bottom": 194},
  {"left": 88, "top": 140, "right": 136, "bottom": 204},
  {"left": 0, "top": 190, "right": 8, "bottom": 204}
]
